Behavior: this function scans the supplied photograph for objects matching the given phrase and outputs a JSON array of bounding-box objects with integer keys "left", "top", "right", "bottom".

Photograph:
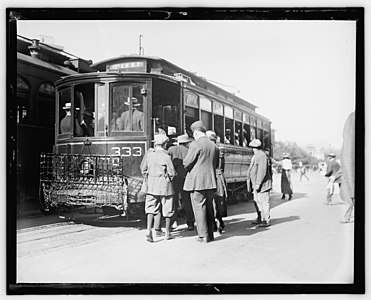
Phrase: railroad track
[{"left": 17, "top": 222, "right": 133, "bottom": 258}]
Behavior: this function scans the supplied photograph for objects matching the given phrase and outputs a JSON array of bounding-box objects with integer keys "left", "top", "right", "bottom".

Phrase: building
[{"left": 16, "top": 35, "right": 94, "bottom": 216}]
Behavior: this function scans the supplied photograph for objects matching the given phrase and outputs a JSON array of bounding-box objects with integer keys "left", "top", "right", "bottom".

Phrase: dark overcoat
[{"left": 183, "top": 136, "right": 219, "bottom": 191}]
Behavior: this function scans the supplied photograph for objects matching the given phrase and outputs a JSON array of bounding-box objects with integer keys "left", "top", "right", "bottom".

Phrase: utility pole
[{"left": 139, "top": 35, "right": 144, "bottom": 55}]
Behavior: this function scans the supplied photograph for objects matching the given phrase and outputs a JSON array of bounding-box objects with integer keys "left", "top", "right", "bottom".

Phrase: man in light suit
[
  {"left": 183, "top": 121, "right": 219, "bottom": 243},
  {"left": 246, "top": 139, "right": 272, "bottom": 227}
]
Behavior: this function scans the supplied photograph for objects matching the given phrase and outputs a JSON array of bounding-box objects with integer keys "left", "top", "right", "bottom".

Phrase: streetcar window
[
  {"left": 200, "top": 95, "right": 212, "bottom": 131},
  {"left": 213, "top": 102, "right": 224, "bottom": 143},
  {"left": 250, "top": 116, "right": 257, "bottom": 141},
  {"left": 58, "top": 88, "right": 73, "bottom": 135},
  {"left": 224, "top": 105, "right": 234, "bottom": 144},
  {"left": 111, "top": 84, "right": 144, "bottom": 133},
  {"left": 243, "top": 113, "right": 250, "bottom": 147},
  {"left": 96, "top": 83, "right": 107, "bottom": 136},
  {"left": 74, "top": 83, "right": 95, "bottom": 137},
  {"left": 152, "top": 79, "right": 181, "bottom": 138},
  {"left": 234, "top": 110, "right": 242, "bottom": 146},
  {"left": 184, "top": 91, "right": 199, "bottom": 135}
]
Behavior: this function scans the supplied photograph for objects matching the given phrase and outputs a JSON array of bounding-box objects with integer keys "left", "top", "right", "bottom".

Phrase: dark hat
[
  {"left": 190, "top": 120, "right": 206, "bottom": 133},
  {"left": 177, "top": 134, "right": 192, "bottom": 144},
  {"left": 248, "top": 139, "right": 262, "bottom": 148}
]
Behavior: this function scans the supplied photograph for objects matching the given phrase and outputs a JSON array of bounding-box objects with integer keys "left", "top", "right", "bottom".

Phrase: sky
[{"left": 17, "top": 18, "right": 356, "bottom": 150}]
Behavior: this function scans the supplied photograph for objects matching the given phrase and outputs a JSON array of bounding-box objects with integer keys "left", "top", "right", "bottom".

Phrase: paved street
[{"left": 16, "top": 171, "right": 354, "bottom": 284}]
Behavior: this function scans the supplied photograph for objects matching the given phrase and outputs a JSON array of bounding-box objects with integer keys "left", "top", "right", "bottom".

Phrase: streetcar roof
[{"left": 91, "top": 55, "right": 258, "bottom": 110}]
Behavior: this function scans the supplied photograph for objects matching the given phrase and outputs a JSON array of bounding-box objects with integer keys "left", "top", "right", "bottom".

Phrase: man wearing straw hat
[
  {"left": 246, "top": 138, "right": 272, "bottom": 227},
  {"left": 183, "top": 121, "right": 219, "bottom": 243}
]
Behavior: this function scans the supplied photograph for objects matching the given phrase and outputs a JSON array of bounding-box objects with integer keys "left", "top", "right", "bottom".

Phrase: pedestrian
[
  {"left": 140, "top": 134, "right": 176, "bottom": 242},
  {"left": 168, "top": 134, "right": 195, "bottom": 231},
  {"left": 339, "top": 112, "right": 355, "bottom": 222},
  {"left": 299, "top": 161, "right": 310, "bottom": 181},
  {"left": 183, "top": 121, "right": 219, "bottom": 243},
  {"left": 273, "top": 153, "right": 293, "bottom": 200},
  {"left": 324, "top": 153, "right": 342, "bottom": 206},
  {"left": 246, "top": 139, "right": 273, "bottom": 227},
  {"left": 206, "top": 130, "right": 228, "bottom": 234}
]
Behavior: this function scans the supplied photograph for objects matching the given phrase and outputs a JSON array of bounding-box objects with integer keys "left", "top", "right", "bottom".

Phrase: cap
[
  {"left": 283, "top": 153, "right": 290, "bottom": 158},
  {"left": 248, "top": 139, "right": 262, "bottom": 148},
  {"left": 206, "top": 130, "right": 217, "bottom": 141},
  {"left": 177, "top": 134, "right": 192, "bottom": 144},
  {"left": 190, "top": 120, "right": 206, "bottom": 133},
  {"left": 154, "top": 134, "right": 169, "bottom": 145},
  {"left": 328, "top": 153, "right": 336, "bottom": 157}
]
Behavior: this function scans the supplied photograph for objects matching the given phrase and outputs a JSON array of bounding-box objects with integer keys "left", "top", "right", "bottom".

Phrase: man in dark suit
[{"left": 183, "top": 121, "right": 219, "bottom": 243}]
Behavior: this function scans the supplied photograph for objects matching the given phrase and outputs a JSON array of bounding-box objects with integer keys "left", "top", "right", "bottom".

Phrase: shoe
[
  {"left": 187, "top": 225, "right": 195, "bottom": 231},
  {"left": 288, "top": 195, "right": 292, "bottom": 200},
  {"left": 218, "top": 226, "right": 223, "bottom": 234},
  {"left": 171, "top": 221, "right": 178, "bottom": 230},
  {"left": 195, "top": 236, "right": 210, "bottom": 243},
  {"left": 281, "top": 195, "right": 285, "bottom": 199},
  {"left": 155, "top": 230, "right": 165, "bottom": 237},
  {"left": 251, "top": 218, "right": 262, "bottom": 225},
  {"left": 257, "top": 220, "right": 271, "bottom": 227},
  {"left": 146, "top": 233, "right": 154, "bottom": 243},
  {"left": 164, "top": 234, "right": 174, "bottom": 240}
]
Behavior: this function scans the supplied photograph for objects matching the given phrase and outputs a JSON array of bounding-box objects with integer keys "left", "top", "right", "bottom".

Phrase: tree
[{"left": 273, "top": 141, "right": 318, "bottom": 168}]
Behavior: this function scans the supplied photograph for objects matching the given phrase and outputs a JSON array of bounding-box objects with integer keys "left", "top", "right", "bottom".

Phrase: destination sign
[{"left": 106, "top": 61, "right": 147, "bottom": 72}]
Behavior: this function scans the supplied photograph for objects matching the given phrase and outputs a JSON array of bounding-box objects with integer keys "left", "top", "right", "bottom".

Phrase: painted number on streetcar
[{"left": 111, "top": 146, "right": 143, "bottom": 157}]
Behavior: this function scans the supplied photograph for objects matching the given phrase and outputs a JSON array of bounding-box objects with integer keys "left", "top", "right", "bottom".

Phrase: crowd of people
[{"left": 140, "top": 111, "right": 355, "bottom": 243}]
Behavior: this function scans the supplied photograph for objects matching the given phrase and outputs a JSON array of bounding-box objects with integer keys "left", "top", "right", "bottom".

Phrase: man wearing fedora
[
  {"left": 183, "top": 121, "right": 219, "bottom": 243},
  {"left": 324, "top": 153, "right": 342, "bottom": 205},
  {"left": 246, "top": 138, "right": 272, "bottom": 227},
  {"left": 168, "top": 134, "right": 195, "bottom": 231},
  {"left": 60, "top": 102, "right": 84, "bottom": 136}
]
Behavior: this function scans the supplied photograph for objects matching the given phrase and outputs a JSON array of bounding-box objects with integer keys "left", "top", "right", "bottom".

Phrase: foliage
[{"left": 273, "top": 141, "right": 319, "bottom": 166}]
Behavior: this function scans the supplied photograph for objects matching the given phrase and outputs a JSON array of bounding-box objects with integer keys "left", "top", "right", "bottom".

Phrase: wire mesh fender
[{"left": 39, "top": 153, "right": 129, "bottom": 214}]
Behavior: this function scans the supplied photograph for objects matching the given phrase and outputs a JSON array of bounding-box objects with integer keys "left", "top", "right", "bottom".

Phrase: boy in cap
[
  {"left": 140, "top": 134, "right": 176, "bottom": 242},
  {"left": 183, "top": 121, "right": 220, "bottom": 243},
  {"left": 246, "top": 139, "right": 272, "bottom": 227},
  {"left": 168, "top": 134, "right": 195, "bottom": 230}
]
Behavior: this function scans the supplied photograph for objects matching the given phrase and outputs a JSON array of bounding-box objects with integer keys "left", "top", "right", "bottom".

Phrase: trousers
[
  {"left": 190, "top": 189, "right": 215, "bottom": 239},
  {"left": 253, "top": 190, "right": 271, "bottom": 222}
]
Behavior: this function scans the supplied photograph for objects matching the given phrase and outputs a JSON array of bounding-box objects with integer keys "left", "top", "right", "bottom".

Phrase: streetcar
[{"left": 39, "top": 55, "right": 273, "bottom": 218}]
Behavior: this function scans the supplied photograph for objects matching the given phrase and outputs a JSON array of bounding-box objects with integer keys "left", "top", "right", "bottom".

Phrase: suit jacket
[
  {"left": 168, "top": 144, "right": 188, "bottom": 191},
  {"left": 325, "top": 159, "right": 342, "bottom": 183},
  {"left": 246, "top": 149, "right": 272, "bottom": 193},
  {"left": 140, "top": 148, "right": 175, "bottom": 196},
  {"left": 183, "top": 136, "right": 219, "bottom": 191},
  {"left": 340, "top": 112, "right": 355, "bottom": 199}
]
